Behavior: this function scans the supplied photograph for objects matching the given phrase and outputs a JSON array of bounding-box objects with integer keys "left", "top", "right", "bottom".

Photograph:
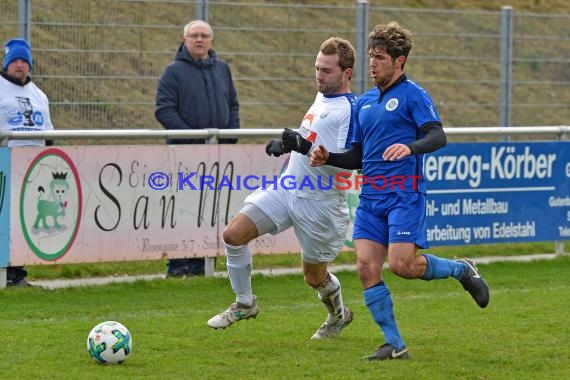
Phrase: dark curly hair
[{"left": 368, "top": 21, "right": 412, "bottom": 68}]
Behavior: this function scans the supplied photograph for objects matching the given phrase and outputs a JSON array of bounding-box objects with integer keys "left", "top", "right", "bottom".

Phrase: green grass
[
  {"left": 25, "top": 241, "right": 567, "bottom": 280},
  {"left": 1, "top": 257, "right": 569, "bottom": 379}
]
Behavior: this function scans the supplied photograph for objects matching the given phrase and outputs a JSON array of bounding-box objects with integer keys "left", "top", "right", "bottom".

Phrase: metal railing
[{"left": 2, "top": 126, "right": 570, "bottom": 146}]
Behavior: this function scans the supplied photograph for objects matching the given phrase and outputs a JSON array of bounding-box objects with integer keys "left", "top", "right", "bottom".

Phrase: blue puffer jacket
[{"left": 155, "top": 44, "right": 239, "bottom": 144}]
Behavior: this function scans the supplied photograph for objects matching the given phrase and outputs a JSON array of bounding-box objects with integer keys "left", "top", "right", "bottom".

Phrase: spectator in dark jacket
[
  {"left": 155, "top": 20, "right": 240, "bottom": 277},
  {"left": 155, "top": 19, "right": 239, "bottom": 145}
]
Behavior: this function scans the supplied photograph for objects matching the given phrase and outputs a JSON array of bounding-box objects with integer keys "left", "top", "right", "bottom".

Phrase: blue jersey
[{"left": 353, "top": 75, "right": 441, "bottom": 196}]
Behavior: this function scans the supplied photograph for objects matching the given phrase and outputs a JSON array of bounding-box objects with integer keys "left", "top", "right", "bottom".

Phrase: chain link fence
[{"left": 1, "top": 0, "right": 568, "bottom": 135}]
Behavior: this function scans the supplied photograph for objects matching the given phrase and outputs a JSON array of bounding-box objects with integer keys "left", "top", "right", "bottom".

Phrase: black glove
[
  {"left": 282, "top": 128, "right": 313, "bottom": 155},
  {"left": 265, "top": 139, "right": 287, "bottom": 157}
]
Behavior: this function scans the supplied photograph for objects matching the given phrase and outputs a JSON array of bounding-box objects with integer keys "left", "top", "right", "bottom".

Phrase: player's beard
[{"left": 317, "top": 75, "right": 343, "bottom": 95}]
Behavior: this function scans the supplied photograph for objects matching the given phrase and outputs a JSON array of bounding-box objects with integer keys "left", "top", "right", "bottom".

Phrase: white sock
[
  {"left": 225, "top": 243, "right": 254, "bottom": 305},
  {"left": 316, "top": 273, "right": 345, "bottom": 324}
]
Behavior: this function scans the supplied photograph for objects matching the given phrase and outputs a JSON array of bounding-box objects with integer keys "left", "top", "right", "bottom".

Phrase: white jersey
[
  {"left": 0, "top": 74, "right": 54, "bottom": 147},
  {"left": 284, "top": 92, "right": 356, "bottom": 200},
  {"left": 243, "top": 92, "right": 356, "bottom": 261}
]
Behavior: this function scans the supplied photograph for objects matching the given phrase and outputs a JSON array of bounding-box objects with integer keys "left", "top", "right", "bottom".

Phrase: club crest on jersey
[{"left": 386, "top": 98, "right": 399, "bottom": 111}]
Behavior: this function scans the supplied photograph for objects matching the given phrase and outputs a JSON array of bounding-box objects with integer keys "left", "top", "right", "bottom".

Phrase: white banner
[{"left": 9, "top": 144, "right": 339, "bottom": 265}]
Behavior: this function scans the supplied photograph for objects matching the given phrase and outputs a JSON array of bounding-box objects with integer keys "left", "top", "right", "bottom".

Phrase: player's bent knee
[
  {"left": 222, "top": 226, "right": 240, "bottom": 246},
  {"left": 389, "top": 263, "right": 416, "bottom": 279},
  {"left": 222, "top": 222, "right": 258, "bottom": 246},
  {"left": 304, "top": 274, "right": 323, "bottom": 288}
]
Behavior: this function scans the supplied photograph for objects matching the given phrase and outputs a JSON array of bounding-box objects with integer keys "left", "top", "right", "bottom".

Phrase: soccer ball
[{"left": 87, "top": 321, "right": 132, "bottom": 364}]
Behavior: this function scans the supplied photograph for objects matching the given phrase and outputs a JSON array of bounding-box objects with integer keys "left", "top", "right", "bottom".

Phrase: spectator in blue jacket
[{"left": 155, "top": 20, "right": 240, "bottom": 277}]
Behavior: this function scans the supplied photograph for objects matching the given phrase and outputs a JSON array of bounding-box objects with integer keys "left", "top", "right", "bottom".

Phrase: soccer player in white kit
[{"left": 207, "top": 37, "right": 358, "bottom": 339}]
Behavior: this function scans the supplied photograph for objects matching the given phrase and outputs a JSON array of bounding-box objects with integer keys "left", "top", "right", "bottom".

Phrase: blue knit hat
[{"left": 3, "top": 38, "right": 33, "bottom": 70}]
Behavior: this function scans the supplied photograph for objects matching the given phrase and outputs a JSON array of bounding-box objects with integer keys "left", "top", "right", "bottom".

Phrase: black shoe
[
  {"left": 7, "top": 266, "right": 28, "bottom": 285},
  {"left": 166, "top": 258, "right": 205, "bottom": 277},
  {"left": 165, "top": 267, "right": 195, "bottom": 278},
  {"left": 8, "top": 278, "right": 32, "bottom": 287},
  {"left": 458, "top": 259, "right": 489, "bottom": 308},
  {"left": 365, "top": 343, "right": 409, "bottom": 361}
]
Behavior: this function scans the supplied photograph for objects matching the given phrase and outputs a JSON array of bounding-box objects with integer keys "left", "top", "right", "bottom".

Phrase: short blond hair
[{"left": 320, "top": 37, "right": 355, "bottom": 72}]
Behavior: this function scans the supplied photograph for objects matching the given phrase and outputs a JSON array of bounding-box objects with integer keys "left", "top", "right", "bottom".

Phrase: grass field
[
  {"left": 1, "top": 256, "right": 568, "bottom": 379},
  {"left": 24, "top": 241, "right": 568, "bottom": 280}
]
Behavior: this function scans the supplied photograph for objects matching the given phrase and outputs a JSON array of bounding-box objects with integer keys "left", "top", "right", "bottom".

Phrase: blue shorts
[{"left": 352, "top": 192, "right": 428, "bottom": 249}]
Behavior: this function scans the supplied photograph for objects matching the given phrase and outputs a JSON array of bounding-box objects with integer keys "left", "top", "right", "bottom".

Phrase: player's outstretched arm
[
  {"left": 311, "top": 144, "right": 363, "bottom": 170},
  {"left": 310, "top": 145, "right": 329, "bottom": 167},
  {"left": 266, "top": 139, "right": 288, "bottom": 157},
  {"left": 265, "top": 126, "right": 318, "bottom": 157},
  {"left": 282, "top": 128, "right": 313, "bottom": 155}
]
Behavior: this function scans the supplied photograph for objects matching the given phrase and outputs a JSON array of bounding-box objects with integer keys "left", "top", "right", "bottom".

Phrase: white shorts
[{"left": 242, "top": 188, "right": 349, "bottom": 264}]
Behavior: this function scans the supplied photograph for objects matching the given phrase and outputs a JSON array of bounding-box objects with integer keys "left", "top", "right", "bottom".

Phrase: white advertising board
[{"left": 8, "top": 144, "right": 322, "bottom": 265}]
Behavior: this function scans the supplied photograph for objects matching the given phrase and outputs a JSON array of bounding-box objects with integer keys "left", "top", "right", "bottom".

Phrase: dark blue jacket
[{"left": 155, "top": 44, "right": 239, "bottom": 144}]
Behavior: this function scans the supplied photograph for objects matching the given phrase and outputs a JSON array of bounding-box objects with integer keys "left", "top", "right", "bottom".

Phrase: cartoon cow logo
[
  {"left": 33, "top": 172, "right": 70, "bottom": 232},
  {"left": 20, "top": 149, "right": 82, "bottom": 261}
]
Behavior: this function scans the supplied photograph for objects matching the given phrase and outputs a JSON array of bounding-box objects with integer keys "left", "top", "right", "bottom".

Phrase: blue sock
[
  {"left": 363, "top": 282, "right": 405, "bottom": 350},
  {"left": 422, "top": 254, "right": 466, "bottom": 280}
]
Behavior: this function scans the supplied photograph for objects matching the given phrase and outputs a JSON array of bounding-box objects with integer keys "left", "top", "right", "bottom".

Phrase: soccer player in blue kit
[{"left": 310, "top": 21, "right": 490, "bottom": 360}]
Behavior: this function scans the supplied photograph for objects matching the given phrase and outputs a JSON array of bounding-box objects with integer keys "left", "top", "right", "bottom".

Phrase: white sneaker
[
  {"left": 310, "top": 308, "right": 353, "bottom": 340},
  {"left": 207, "top": 297, "right": 259, "bottom": 329}
]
